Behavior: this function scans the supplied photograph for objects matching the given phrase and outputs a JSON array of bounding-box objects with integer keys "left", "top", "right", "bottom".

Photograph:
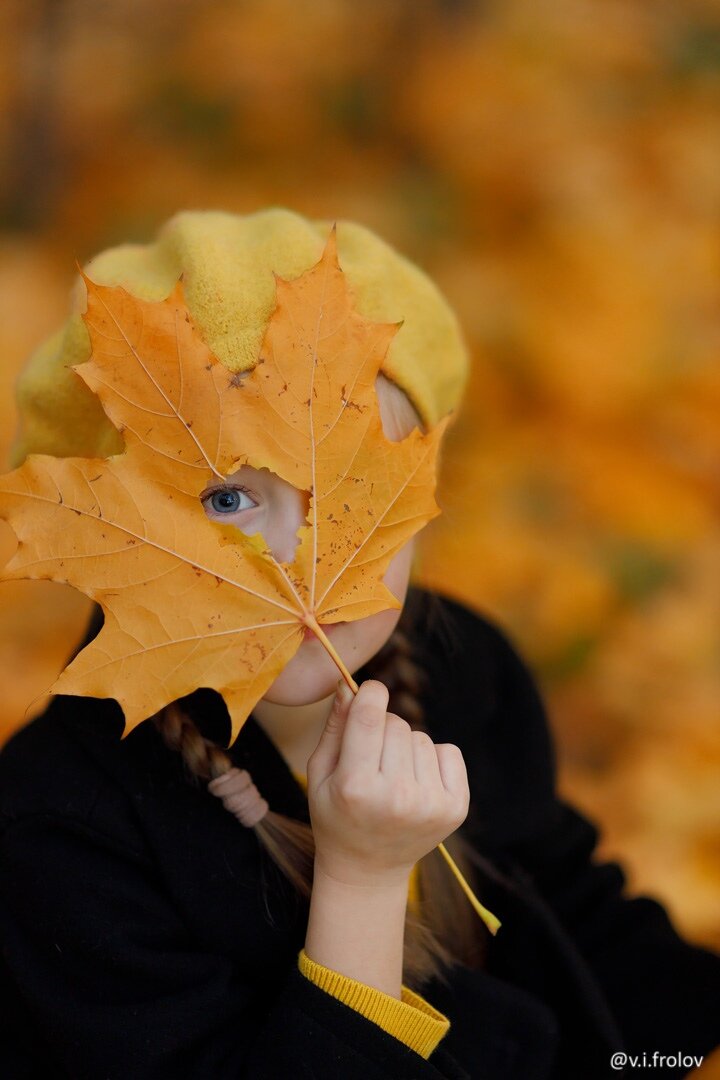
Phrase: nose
[{"left": 264, "top": 481, "right": 310, "bottom": 564}]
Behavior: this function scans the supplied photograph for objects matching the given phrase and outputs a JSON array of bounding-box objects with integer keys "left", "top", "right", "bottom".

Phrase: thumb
[{"left": 307, "top": 678, "right": 355, "bottom": 783}]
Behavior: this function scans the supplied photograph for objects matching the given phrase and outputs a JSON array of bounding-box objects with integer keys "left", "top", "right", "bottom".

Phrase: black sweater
[{"left": 0, "top": 588, "right": 718, "bottom": 1079}]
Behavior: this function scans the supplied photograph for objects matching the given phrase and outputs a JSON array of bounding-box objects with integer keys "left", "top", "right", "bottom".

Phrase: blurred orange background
[{"left": 1, "top": 0, "right": 719, "bottom": 1010}]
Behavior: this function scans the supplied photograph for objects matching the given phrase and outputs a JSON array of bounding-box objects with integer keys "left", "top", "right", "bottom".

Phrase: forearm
[{"left": 305, "top": 861, "right": 410, "bottom": 998}]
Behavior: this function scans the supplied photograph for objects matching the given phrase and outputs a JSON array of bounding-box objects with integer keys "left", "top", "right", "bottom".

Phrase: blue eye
[
  {"left": 212, "top": 490, "right": 241, "bottom": 513},
  {"left": 204, "top": 487, "right": 255, "bottom": 515}
]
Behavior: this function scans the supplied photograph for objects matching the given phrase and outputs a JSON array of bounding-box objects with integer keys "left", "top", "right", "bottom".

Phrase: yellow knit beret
[{"left": 9, "top": 208, "right": 469, "bottom": 467}]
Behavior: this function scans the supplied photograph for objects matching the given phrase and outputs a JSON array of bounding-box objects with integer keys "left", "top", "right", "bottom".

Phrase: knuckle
[
  {"left": 438, "top": 742, "right": 468, "bottom": 771},
  {"left": 385, "top": 713, "right": 411, "bottom": 736},
  {"left": 335, "top": 776, "right": 366, "bottom": 807},
  {"left": 411, "top": 730, "right": 434, "bottom": 750},
  {"left": 330, "top": 691, "right": 345, "bottom": 716},
  {"left": 323, "top": 710, "right": 344, "bottom": 733}
]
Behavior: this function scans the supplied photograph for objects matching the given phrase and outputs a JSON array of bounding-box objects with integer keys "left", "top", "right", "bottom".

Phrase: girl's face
[{"left": 200, "top": 375, "right": 423, "bottom": 706}]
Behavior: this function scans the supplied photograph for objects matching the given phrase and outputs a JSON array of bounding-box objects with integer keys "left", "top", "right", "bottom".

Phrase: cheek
[
  {"left": 260, "top": 540, "right": 415, "bottom": 705},
  {"left": 381, "top": 538, "right": 415, "bottom": 599}
]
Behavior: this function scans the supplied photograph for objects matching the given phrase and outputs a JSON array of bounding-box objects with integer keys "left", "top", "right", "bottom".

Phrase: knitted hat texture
[{"left": 9, "top": 208, "right": 469, "bottom": 467}]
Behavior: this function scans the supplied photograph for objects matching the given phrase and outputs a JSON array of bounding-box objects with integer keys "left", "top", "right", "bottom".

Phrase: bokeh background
[{"left": 1, "top": 0, "right": 719, "bottom": 1042}]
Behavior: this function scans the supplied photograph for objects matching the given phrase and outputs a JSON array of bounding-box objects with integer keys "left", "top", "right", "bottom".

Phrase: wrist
[
  {"left": 305, "top": 859, "right": 408, "bottom": 998},
  {"left": 313, "top": 853, "right": 412, "bottom": 892}
]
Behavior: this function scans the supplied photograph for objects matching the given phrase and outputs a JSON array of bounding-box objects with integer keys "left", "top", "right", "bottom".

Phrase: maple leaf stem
[
  {"left": 436, "top": 841, "right": 502, "bottom": 936},
  {"left": 305, "top": 617, "right": 358, "bottom": 692}
]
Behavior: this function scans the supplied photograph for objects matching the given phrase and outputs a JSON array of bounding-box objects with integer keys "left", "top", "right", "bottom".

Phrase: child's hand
[{"left": 306, "top": 678, "right": 470, "bottom": 888}]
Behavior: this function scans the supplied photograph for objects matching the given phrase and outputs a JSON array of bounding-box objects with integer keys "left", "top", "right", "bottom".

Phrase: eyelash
[{"left": 200, "top": 483, "right": 258, "bottom": 513}]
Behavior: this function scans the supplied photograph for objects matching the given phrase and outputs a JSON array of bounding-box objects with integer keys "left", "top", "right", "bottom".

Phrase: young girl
[{"left": 0, "top": 209, "right": 718, "bottom": 1080}]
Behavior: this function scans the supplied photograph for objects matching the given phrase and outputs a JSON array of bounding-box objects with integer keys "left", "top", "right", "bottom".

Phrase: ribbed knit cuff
[{"left": 297, "top": 948, "right": 450, "bottom": 1059}]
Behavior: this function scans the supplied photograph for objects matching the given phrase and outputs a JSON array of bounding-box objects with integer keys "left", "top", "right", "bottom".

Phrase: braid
[
  {"left": 154, "top": 701, "right": 231, "bottom": 781},
  {"left": 153, "top": 704, "right": 315, "bottom": 898},
  {"left": 153, "top": 598, "right": 489, "bottom": 989}
]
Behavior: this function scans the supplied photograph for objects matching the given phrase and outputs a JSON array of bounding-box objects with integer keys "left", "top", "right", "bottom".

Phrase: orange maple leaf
[{"left": 0, "top": 230, "right": 448, "bottom": 742}]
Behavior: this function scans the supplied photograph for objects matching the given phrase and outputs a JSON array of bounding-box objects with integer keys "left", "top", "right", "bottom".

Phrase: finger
[
  {"left": 336, "top": 679, "right": 388, "bottom": 778},
  {"left": 411, "top": 731, "right": 443, "bottom": 788},
  {"left": 308, "top": 679, "right": 355, "bottom": 780},
  {"left": 435, "top": 743, "right": 469, "bottom": 799},
  {"left": 379, "top": 713, "right": 415, "bottom": 780}
]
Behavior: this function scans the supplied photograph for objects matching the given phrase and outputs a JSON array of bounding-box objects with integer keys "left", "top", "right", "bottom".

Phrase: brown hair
[{"left": 152, "top": 591, "right": 490, "bottom": 992}]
